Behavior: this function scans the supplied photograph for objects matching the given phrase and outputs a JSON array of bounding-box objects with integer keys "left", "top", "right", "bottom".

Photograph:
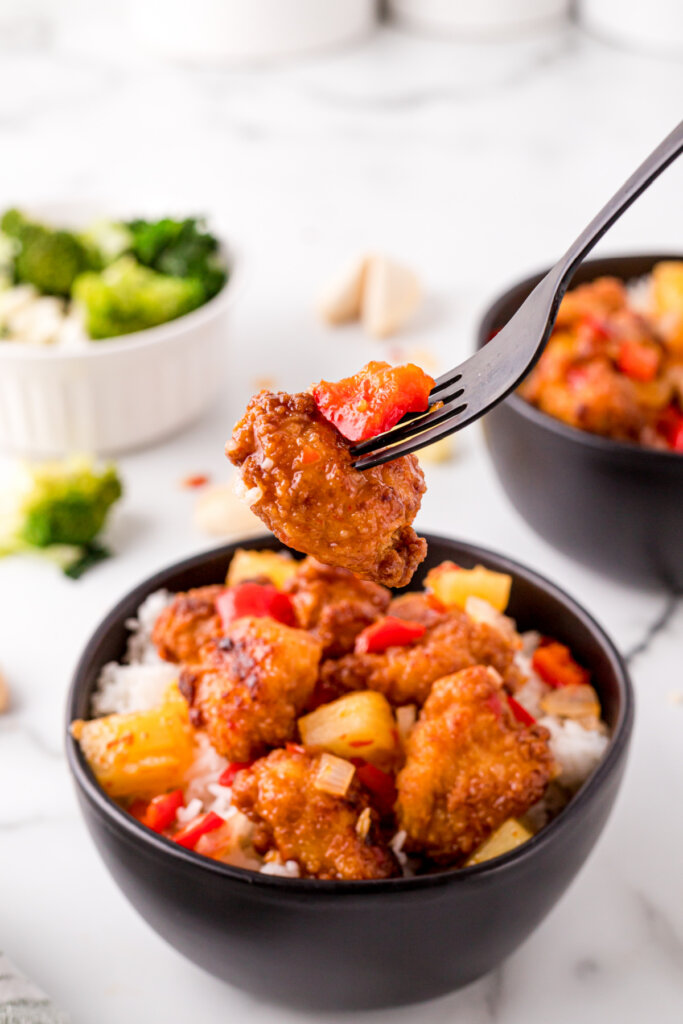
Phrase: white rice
[
  {"left": 538, "top": 715, "right": 609, "bottom": 792},
  {"left": 261, "top": 858, "right": 301, "bottom": 878},
  {"left": 91, "top": 661, "right": 178, "bottom": 717},
  {"left": 124, "top": 589, "right": 174, "bottom": 665}
]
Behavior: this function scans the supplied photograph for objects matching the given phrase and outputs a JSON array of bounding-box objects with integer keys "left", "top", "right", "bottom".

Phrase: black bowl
[
  {"left": 478, "top": 254, "right": 683, "bottom": 591},
  {"left": 66, "top": 534, "right": 633, "bottom": 1011}
]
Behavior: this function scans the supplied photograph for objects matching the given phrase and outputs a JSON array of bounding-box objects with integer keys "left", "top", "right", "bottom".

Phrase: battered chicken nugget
[
  {"left": 179, "top": 617, "right": 322, "bottom": 762},
  {"left": 231, "top": 747, "right": 399, "bottom": 880},
  {"left": 285, "top": 557, "right": 391, "bottom": 657},
  {"left": 226, "top": 391, "right": 427, "bottom": 588},
  {"left": 396, "top": 666, "right": 554, "bottom": 863},
  {"left": 320, "top": 606, "right": 524, "bottom": 707},
  {"left": 152, "top": 585, "right": 224, "bottom": 664}
]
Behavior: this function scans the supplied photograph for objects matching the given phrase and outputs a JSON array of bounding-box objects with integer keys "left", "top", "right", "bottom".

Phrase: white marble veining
[{"left": 0, "top": 13, "right": 682, "bottom": 1024}]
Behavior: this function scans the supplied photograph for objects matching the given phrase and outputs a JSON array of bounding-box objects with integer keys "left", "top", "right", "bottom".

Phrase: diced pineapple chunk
[
  {"left": 465, "top": 819, "right": 533, "bottom": 866},
  {"left": 226, "top": 548, "right": 299, "bottom": 590},
  {"left": 299, "top": 690, "right": 398, "bottom": 769},
  {"left": 425, "top": 562, "right": 512, "bottom": 613},
  {"left": 652, "top": 261, "right": 683, "bottom": 317},
  {"left": 70, "top": 684, "right": 193, "bottom": 799}
]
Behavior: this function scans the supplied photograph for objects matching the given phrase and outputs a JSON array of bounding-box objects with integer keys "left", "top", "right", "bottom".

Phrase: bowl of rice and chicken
[
  {"left": 67, "top": 361, "right": 633, "bottom": 1008},
  {"left": 67, "top": 537, "right": 632, "bottom": 1009},
  {"left": 479, "top": 255, "right": 683, "bottom": 589}
]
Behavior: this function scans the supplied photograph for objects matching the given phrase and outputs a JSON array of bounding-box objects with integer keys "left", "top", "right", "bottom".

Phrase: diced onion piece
[
  {"left": 425, "top": 562, "right": 512, "bottom": 613},
  {"left": 356, "top": 806, "right": 372, "bottom": 840},
  {"left": 464, "top": 596, "right": 519, "bottom": 644},
  {"left": 396, "top": 704, "right": 417, "bottom": 745},
  {"left": 540, "top": 683, "right": 601, "bottom": 723},
  {"left": 465, "top": 819, "right": 533, "bottom": 866},
  {"left": 313, "top": 753, "right": 356, "bottom": 798},
  {"left": 299, "top": 690, "right": 398, "bottom": 769},
  {"left": 226, "top": 548, "right": 298, "bottom": 590}
]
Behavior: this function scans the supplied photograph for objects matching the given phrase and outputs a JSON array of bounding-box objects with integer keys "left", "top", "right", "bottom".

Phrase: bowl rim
[
  {"left": 66, "top": 533, "right": 634, "bottom": 895},
  {"left": 0, "top": 213, "right": 242, "bottom": 362},
  {"left": 477, "top": 251, "right": 683, "bottom": 468}
]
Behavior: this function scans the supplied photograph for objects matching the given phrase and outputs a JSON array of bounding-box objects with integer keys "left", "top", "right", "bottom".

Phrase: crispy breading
[
  {"left": 152, "top": 585, "right": 224, "bottom": 664},
  {"left": 231, "top": 747, "right": 399, "bottom": 880},
  {"left": 320, "top": 606, "right": 524, "bottom": 707},
  {"left": 226, "top": 391, "right": 427, "bottom": 588},
  {"left": 285, "top": 557, "right": 391, "bottom": 657},
  {"left": 179, "top": 617, "right": 322, "bottom": 762},
  {"left": 396, "top": 666, "right": 554, "bottom": 863}
]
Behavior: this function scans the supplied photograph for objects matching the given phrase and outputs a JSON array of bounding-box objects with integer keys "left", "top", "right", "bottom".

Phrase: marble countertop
[{"left": 0, "top": 15, "right": 682, "bottom": 1024}]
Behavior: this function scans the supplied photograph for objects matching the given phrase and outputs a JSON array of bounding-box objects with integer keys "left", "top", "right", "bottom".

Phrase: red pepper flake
[
  {"left": 173, "top": 811, "right": 224, "bottom": 850},
  {"left": 348, "top": 739, "right": 374, "bottom": 748},
  {"left": 355, "top": 616, "right": 426, "bottom": 655},
  {"left": 218, "top": 762, "right": 254, "bottom": 788},
  {"left": 508, "top": 697, "right": 536, "bottom": 726},
  {"left": 286, "top": 743, "right": 306, "bottom": 755},
  {"left": 300, "top": 445, "right": 321, "bottom": 465},
  {"left": 181, "top": 473, "right": 211, "bottom": 489}
]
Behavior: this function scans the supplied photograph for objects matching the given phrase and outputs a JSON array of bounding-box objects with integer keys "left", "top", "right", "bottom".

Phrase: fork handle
[{"left": 559, "top": 119, "right": 683, "bottom": 281}]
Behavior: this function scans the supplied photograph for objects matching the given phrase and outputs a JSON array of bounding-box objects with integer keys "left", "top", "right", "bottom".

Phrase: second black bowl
[
  {"left": 66, "top": 533, "right": 633, "bottom": 1010},
  {"left": 478, "top": 254, "right": 683, "bottom": 591}
]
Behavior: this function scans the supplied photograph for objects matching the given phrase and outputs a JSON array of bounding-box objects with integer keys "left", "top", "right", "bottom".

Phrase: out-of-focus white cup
[
  {"left": 388, "top": 0, "right": 570, "bottom": 36},
  {"left": 578, "top": 0, "right": 683, "bottom": 57},
  {"left": 128, "top": 0, "right": 377, "bottom": 63}
]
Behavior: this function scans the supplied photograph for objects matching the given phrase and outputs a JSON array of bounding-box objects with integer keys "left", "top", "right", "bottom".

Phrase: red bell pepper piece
[
  {"left": 311, "top": 360, "right": 435, "bottom": 443},
  {"left": 508, "top": 697, "right": 536, "bottom": 726},
  {"left": 216, "top": 582, "right": 296, "bottom": 629},
  {"left": 578, "top": 314, "right": 611, "bottom": 340},
  {"left": 670, "top": 418, "right": 683, "bottom": 452},
  {"left": 354, "top": 616, "right": 426, "bottom": 655},
  {"left": 218, "top": 762, "right": 254, "bottom": 788},
  {"left": 532, "top": 642, "right": 589, "bottom": 689},
  {"left": 130, "top": 789, "right": 185, "bottom": 832},
  {"left": 352, "top": 760, "right": 397, "bottom": 815},
  {"left": 616, "top": 340, "right": 660, "bottom": 382},
  {"left": 173, "top": 811, "right": 224, "bottom": 850}
]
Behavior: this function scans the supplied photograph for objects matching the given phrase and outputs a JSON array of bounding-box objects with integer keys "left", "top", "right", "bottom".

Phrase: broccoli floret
[
  {"left": 126, "top": 217, "right": 227, "bottom": 301},
  {"left": 72, "top": 256, "right": 205, "bottom": 339},
  {"left": 1, "top": 208, "right": 91, "bottom": 296},
  {"left": 18, "top": 458, "right": 122, "bottom": 547},
  {"left": 0, "top": 457, "right": 122, "bottom": 578}
]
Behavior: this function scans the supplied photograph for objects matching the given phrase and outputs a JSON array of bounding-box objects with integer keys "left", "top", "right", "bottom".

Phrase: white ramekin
[
  {"left": 388, "top": 0, "right": 569, "bottom": 35},
  {"left": 127, "top": 0, "right": 377, "bottom": 63},
  {"left": 578, "top": 0, "right": 683, "bottom": 57},
  {"left": 0, "top": 218, "right": 239, "bottom": 457}
]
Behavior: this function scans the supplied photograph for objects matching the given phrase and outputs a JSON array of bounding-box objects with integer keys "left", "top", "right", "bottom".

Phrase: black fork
[{"left": 351, "top": 119, "right": 683, "bottom": 470}]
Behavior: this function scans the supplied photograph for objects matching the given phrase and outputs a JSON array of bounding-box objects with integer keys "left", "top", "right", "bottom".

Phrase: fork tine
[
  {"left": 350, "top": 391, "right": 466, "bottom": 456},
  {"left": 352, "top": 408, "right": 467, "bottom": 470}
]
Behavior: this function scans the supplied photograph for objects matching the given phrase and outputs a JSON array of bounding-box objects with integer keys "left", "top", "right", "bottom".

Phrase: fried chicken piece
[
  {"left": 320, "top": 606, "right": 524, "bottom": 707},
  {"left": 152, "top": 585, "right": 224, "bottom": 664},
  {"left": 553, "top": 276, "right": 627, "bottom": 330},
  {"left": 231, "top": 747, "right": 399, "bottom": 880},
  {"left": 396, "top": 666, "right": 554, "bottom": 863},
  {"left": 285, "top": 557, "right": 391, "bottom": 657},
  {"left": 387, "top": 591, "right": 446, "bottom": 628},
  {"left": 226, "top": 390, "right": 427, "bottom": 588},
  {"left": 178, "top": 617, "right": 322, "bottom": 762}
]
